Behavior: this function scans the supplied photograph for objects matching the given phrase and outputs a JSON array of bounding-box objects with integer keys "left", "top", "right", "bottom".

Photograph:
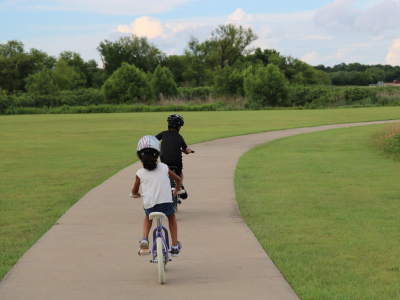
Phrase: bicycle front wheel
[{"left": 156, "top": 237, "right": 165, "bottom": 284}]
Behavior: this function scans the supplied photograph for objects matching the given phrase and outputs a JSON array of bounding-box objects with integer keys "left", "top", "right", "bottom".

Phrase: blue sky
[{"left": 1, "top": 0, "right": 400, "bottom": 67}]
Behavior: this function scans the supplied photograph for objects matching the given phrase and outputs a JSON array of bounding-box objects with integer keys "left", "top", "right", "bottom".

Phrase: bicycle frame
[{"left": 150, "top": 216, "right": 170, "bottom": 263}]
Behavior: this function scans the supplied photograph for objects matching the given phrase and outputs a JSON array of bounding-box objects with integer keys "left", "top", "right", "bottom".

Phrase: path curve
[{"left": 1, "top": 120, "right": 399, "bottom": 300}]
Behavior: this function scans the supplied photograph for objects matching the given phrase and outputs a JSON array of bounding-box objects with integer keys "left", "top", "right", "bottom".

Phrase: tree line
[
  {"left": 314, "top": 63, "right": 400, "bottom": 86},
  {"left": 1, "top": 23, "right": 400, "bottom": 112}
]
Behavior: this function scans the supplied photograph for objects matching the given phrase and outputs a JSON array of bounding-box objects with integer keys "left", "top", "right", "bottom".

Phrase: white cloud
[
  {"left": 228, "top": 8, "right": 253, "bottom": 22},
  {"left": 313, "top": 0, "right": 361, "bottom": 29},
  {"left": 314, "top": 0, "right": 400, "bottom": 35},
  {"left": 117, "top": 16, "right": 171, "bottom": 39},
  {"left": 386, "top": 39, "right": 400, "bottom": 65},
  {"left": 301, "top": 51, "right": 320, "bottom": 65}
]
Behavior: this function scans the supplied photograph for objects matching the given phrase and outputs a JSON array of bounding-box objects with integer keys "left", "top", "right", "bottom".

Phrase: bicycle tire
[{"left": 156, "top": 237, "right": 165, "bottom": 284}]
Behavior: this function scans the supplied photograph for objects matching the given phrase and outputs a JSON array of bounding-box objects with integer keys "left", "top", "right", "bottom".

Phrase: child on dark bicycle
[
  {"left": 155, "top": 114, "right": 192, "bottom": 199},
  {"left": 131, "top": 135, "right": 182, "bottom": 257}
]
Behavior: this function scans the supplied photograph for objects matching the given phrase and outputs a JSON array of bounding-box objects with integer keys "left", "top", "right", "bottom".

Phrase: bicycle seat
[{"left": 149, "top": 212, "right": 168, "bottom": 221}]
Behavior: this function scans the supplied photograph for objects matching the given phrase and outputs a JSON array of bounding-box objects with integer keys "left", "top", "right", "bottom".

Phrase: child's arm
[
  {"left": 168, "top": 169, "right": 182, "bottom": 195},
  {"left": 131, "top": 175, "right": 141, "bottom": 198}
]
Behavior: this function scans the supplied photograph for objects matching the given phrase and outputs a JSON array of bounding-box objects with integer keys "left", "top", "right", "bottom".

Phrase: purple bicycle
[{"left": 149, "top": 212, "right": 170, "bottom": 284}]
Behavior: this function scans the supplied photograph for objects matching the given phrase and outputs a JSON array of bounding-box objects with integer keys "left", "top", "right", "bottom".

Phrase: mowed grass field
[
  {"left": 235, "top": 125, "right": 400, "bottom": 299},
  {"left": 1, "top": 107, "right": 400, "bottom": 283}
]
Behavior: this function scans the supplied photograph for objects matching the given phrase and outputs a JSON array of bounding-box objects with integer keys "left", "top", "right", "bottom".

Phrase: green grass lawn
[
  {"left": 1, "top": 107, "right": 400, "bottom": 282},
  {"left": 235, "top": 125, "right": 400, "bottom": 299}
]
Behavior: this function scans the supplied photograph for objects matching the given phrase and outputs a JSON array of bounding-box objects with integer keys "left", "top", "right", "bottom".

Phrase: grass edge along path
[
  {"left": 235, "top": 124, "right": 400, "bottom": 300},
  {"left": 1, "top": 107, "right": 400, "bottom": 281}
]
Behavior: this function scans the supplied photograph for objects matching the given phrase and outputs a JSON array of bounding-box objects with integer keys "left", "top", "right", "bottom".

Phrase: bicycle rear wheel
[{"left": 156, "top": 237, "right": 165, "bottom": 284}]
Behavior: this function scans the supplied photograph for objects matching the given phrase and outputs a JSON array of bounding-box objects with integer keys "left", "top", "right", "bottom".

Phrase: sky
[{"left": 1, "top": 0, "right": 400, "bottom": 67}]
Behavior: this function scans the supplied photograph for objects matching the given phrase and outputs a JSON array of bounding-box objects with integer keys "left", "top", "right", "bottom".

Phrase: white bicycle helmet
[{"left": 137, "top": 135, "right": 160, "bottom": 152}]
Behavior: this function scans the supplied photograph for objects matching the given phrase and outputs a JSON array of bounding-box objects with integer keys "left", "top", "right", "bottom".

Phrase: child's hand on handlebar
[
  {"left": 130, "top": 193, "right": 141, "bottom": 198},
  {"left": 184, "top": 148, "right": 192, "bottom": 154},
  {"left": 173, "top": 187, "right": 182, "bottom": 195}
]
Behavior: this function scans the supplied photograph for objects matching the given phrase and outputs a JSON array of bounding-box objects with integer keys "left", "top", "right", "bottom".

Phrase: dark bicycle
[{"left": 167, "top": 150, "right": 194, "bottom": 211}]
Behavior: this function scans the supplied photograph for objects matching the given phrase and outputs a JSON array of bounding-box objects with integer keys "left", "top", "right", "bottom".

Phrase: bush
[
  {"left": 371, "top": 122, "right": 400, "bottom": 161},
  {"left": 213, "top": 66, "right": 245, "bottom": 97},
  {"left": 102, "top": 62, "right": 152, "bottom": 104},
  {"left": 244, "top": 64, "right": 288, "bottom": 107},
  {"left": 25, "top": 67, "right": 58, "bottom": 95},
  {"left": 151, "top": 65, "right": 179, "bottom": 100},
  {"left": 383, "top": 133, "right": 400, "bottom": 159}
]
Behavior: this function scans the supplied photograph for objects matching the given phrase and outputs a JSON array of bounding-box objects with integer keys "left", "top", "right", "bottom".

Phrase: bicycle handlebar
[
  {"left": 130, "top": 194, "right": 142, "bottom": 198},
  {"left": 181, "top": 150, "right": 195, "bottom": 153}
]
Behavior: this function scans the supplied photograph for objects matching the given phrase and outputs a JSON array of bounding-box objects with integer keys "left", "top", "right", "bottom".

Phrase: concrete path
[{"left": 1, "top": 120, "right": 398, "bottom": 300}]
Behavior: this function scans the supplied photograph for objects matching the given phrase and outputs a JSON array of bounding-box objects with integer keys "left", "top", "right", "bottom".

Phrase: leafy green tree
[
  {"left": 25, "top": 67, "right": 58, "bottom": 95},
  {"left": 85, "top": 59, "right": 104, "bottom": 88},
  {"left": 213, "top": 65, "right": 245, "bottom": 96},
  {"left": 52, "top": 59, "right": 82, "bottom": 90},
  {"left": 59, "top": 51, "right": 88, "bottom": 88},
  {"left": 102, "top": 62, "right": 152, "bottom": 103},
  {"left": 290, "top": 60, "right": 319, "bottom": 85},
  {"left": 332, "top": 63, "right": 348, "bottom": 72},
  {"left": 315, "top": 70, "right": 332, "bottom": 85},
  {"left": 97, "top": 35, "right": 165, "bottom": 77},
  {"left": 151, "top": 65, "right": 179, "bottom": 100},
  {"left": 182, "top": 36, "right": 212, "bottom": 87},
  {"left": 347, "top": 63, "right": 367, "bottom": 72},
  {"left": 244, "top": 64, "right": 288, "bottom": 107},
  {"left": 244, "top": 48, "right": 280, "bottom": 66},
  {"left": 365, "top": 67, "right": 385, "bottom": 83},
  {"left": 349, "top": 71, "right": 373, "bottom": 86},
  {"left": 329, "top": 71, "right": 352, "bottom": 86},
  {"left": 163, "top": 55, "right": 186, "bottom": 86},
  {"left": 385, "top": 67, "right": 400, "bottom": 82},
  {"left": 0, "top": 40, "right": 56, "bottom": 92},
  {"left": 208, "top": 24, "right": 258, "bottom": 69}
]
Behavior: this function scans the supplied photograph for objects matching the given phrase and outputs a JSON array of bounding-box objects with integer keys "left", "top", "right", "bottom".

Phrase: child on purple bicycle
[{"left": 131, "top": 135, "right": 182, "bottom": 256}]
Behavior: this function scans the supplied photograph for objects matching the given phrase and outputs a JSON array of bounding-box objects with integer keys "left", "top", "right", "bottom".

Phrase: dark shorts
[
  {"left": 165, "top": 163, "right": 182, "bottom": 176},
  {"left": 144, "top": 202, "right": 175, "bottom": 217}
]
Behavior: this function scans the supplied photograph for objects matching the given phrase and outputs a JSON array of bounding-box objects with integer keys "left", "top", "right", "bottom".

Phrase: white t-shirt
[{"left": 136, "top": 162, "right": 172, "bottom": 209}]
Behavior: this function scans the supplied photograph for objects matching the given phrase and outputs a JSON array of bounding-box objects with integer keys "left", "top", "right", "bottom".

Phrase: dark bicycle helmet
[{"left": 167, "top": 114, "right": 184, "bottom": 127}]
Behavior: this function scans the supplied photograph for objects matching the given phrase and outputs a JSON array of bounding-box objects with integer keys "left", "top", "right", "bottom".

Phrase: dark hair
[{"left": 137, "top": 148, "right": 160, "bottom": 171}]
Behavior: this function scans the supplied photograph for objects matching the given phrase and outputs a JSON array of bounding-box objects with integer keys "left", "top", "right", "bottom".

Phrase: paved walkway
[{"left": 1, "top": 120, "right": 399, "bottom": 300}]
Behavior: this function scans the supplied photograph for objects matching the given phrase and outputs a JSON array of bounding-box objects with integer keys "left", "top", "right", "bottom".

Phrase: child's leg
[
  {"left": 168, "top": 214, "right": 178, "bottom": 247},
  {"left": 143, "top": 215, "right": 153, "bottom": 238}
]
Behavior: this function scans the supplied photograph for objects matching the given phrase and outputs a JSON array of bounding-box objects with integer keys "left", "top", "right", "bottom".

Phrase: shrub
[
  {"left": 371, "top": 122, "right": 400, "bottom": 161},
  {"left": 25, "top": 67, "right": 58, "bottom": 95},
  {"left": 151, "top": 65, "right": 179, "bottom": 100},
  {"left": 102, "top": 62, "right": 152, "bottom": 104},
  {"left": 213, "top": 66, "right": 245, "bottom": 97},
  {"left": 383, "top": 133, "right": 400, "bottom": 159},
  {"left": 244, "top": 64, "right": 288, "bottom": 107}
]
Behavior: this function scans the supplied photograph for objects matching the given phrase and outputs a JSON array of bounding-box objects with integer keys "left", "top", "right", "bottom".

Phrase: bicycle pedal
[
  {"left": 178, "top": 199, "right": 181, "bottom": 204},
  {"left": 139, "top": 249, "right": 150, "bottom": 255}
]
